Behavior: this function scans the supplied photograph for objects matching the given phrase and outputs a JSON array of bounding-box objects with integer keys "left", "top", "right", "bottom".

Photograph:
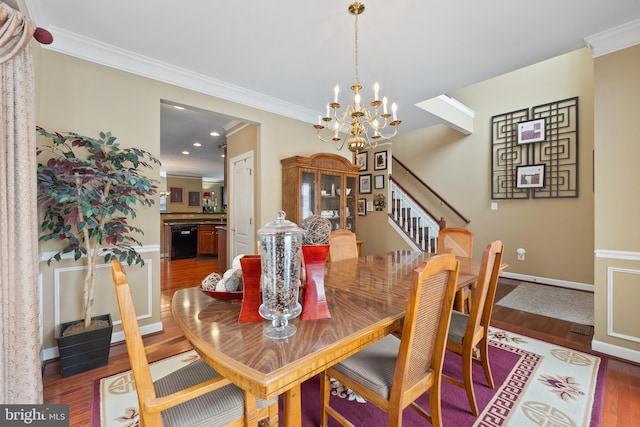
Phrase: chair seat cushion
[
  {"left": 154, "top": 358, "right": 276, "bottom": 427},
  {"left": 447, "top": 310, "right": 470, "bottom": 346},
  {"left": 331, "top": 335, "right": 400, "bottom": 400}
]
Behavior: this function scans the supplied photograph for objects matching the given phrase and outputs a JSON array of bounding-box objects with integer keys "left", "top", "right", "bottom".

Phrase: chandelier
[{"left": 314, "top": 2, "right": 401, "bottom": 153}]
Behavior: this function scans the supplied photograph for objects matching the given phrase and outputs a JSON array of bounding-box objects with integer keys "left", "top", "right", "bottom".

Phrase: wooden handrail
[
  {"left": 389, "top": 176, "right": 444, "bottom": 228},
  {"left": 392, "top": 156, "right": 470, "bottom": 224}
]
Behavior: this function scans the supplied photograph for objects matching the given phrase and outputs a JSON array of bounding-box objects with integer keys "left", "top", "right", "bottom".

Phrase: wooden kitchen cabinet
[
  {"left": 198, "top": 224, "right": 218, "bottom": 255},
  {"left": 281, "top": 153, "right": 360, "bottom": 233}
]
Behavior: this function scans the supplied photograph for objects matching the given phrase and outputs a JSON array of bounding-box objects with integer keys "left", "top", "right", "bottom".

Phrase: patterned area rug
[
  {"left": 93, "top": 328, "right": 605, "bottom": 426},
  {"left": 497, "top": 281, "right": 594, "bottom": 325}
]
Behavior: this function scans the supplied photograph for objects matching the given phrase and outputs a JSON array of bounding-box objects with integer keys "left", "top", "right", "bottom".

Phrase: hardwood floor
[{"left": 42, "top": 257, "right": 640, "bottom": 426}]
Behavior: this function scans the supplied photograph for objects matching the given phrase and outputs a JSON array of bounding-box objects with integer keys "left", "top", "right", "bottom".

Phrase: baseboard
[
  {"left": 500, "top": 271, "right": 593, "bottom": 292},
  {"left": 592, "top": 339, "right": 640, "bottom": 364},
  {"left": 41, "top": 321, "right": 164, "bottom": 362}
]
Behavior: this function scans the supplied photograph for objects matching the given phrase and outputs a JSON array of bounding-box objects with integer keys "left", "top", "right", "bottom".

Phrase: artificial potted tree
[{"left": 36, "top": 126, "right": 160, "bottom": 377}]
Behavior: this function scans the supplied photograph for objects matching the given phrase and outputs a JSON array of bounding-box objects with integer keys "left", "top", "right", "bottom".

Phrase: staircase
[
  {"left": 389, "top": 179, "right": 443, "bottom": 252},
  {"left": 388, "top": 156, "right": 470, "bottom": 252}
]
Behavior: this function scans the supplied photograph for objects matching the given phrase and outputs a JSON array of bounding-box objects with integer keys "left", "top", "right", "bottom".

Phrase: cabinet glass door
[
  {"left": 345, "top": 176, "right": 357, "bottom": 233},
  {"left": 301, "top": 171, "right": 315, "bottom": 220},
  {"left": 319, "top": 172, "right": 342, "bottom": 230}
]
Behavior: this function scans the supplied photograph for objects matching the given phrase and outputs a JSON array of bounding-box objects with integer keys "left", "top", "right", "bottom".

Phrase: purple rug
[
  {"left": 281, "top": 328, "right": 606, "bottom": 426},
  {"left": 94, "top": 328, "right": 605, "bottom": 427}
]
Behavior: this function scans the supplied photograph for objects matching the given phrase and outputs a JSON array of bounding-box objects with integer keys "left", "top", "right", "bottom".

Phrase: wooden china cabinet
[{"left": 281, "top": 153, "right": 360, "bottom": 233}]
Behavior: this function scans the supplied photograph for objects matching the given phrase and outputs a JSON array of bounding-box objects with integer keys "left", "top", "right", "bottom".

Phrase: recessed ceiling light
[
  {"left": 174, "top": 105, "right": 185, "bottom": 110},
  {"left": 210, "top": 131, "right": 220, "bottom": 137},
  {"left": 193, "top": 142, "right": 202, "bottom": 147},
  {"left": 182, "top": 150, "right": 190, "bottom": 155},
  {"left": 221, "top": 154, "right": 225, "bottom": 158}
]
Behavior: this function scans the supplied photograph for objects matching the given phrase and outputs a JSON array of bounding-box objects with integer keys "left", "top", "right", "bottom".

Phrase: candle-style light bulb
[
  {"left": 334, "top": 85, "right": 340, "bottom": 103},
  {"left": 383, "top": 96, "right": 388, "bottom": 114},
  {"left": 326, "top": 103, "right": 330, "bottom": 117},
  {"left": 354, "top": 93, "right": 361, "bottom": 110},
  {"left": 391, "top": 102, "right": 398, "bottom": 121},
  {"left": 373, "top": 82, "right": 380, "bottom": 101},
  {"left": 318, "top": 115, "right": 322, "bottom": 125}
]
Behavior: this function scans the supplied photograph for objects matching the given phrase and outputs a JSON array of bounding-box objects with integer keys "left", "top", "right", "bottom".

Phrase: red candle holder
[
  {"left": 301, "top": 244, "right": 331, "bottom": 320},
  {"left": 238, "top": 255, "right": 263, "bottom": 322}
]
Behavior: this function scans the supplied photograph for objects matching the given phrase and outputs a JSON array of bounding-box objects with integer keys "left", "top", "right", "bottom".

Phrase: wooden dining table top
[{"left": 171, "top": 250, "right": 482, "bottom": 426}]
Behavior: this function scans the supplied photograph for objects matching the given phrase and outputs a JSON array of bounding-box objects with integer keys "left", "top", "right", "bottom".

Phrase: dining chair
[
  {"left": 443, "top": 240, "right": 504, "bottom": 416},
  {"left": 320, "top": 254, "right": 460, "bottom": 427},
  {"left": 437, "top": 227, "right": 474, "bottom": 313},
  {"left": 110, "top": 260, "right": 278, "bottom": 427},
  {"left": 328, "top": 229, "right": 359, "bottom": 262}
]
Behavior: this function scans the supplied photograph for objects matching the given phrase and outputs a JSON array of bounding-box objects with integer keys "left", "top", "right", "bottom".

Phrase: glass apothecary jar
[{"left": 257, "top": 211, "right": 303, "bottom": 339}]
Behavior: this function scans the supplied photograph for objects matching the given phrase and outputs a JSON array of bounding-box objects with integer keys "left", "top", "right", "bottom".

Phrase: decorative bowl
[
  {"left": 335, "top": 189, "right": 341, "bottom": 196},
  {"left": 199, "top": 286, "right": 243, "bottom": 302},
  {"left": 346, "top": 188, "right": 352, "bottom": 195}
]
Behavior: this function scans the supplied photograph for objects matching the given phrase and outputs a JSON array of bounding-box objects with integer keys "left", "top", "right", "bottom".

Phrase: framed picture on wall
[
  {"left": 374, "top": 150, "right": 387, "bottom": 170},
  {"left": 359, "top": 174, "right": 372, "bottom": 194},
  {"left": 355, "top": 151, "right": 368, "bottom": 171},
  {"left": 516, "top": 164, "right": 545, "bottom": 188},
  {"left": 374, "top": 174, "right": 385, "bottom": 189},
  {"left": 188, "top": 191, "right": 200, "bottom": 206},
  {"left": 517, "top": 118, "right": 546, "bottom": 144},
  {"left": 169, "top": 187, "right": 183, "bottom": 203},
  {"left": 357, "top": 198, "right": 366, "bottom": 216}
]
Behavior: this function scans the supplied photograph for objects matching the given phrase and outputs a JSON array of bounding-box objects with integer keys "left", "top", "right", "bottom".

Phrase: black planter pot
[{"left": 56, "top": 313, "right": 113, "bottom": 377}]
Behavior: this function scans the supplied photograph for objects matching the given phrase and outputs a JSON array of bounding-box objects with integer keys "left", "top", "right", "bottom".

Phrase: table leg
[{"left": 283, "top": 383, "right": 302, "bottom": 427}]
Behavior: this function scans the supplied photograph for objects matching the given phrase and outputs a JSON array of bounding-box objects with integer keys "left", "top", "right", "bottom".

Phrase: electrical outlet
[{"left": 491, "top": 202, "right": 498, "bottom": 210}]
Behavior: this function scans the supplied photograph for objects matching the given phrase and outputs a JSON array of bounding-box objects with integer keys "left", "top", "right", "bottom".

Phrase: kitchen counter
[{"left": 161, "top": 216, "right": 227, "bottom": 260}]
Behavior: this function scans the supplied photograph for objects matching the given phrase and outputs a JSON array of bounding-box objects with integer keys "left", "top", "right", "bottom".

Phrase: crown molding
[
  {"left": 37, "top": 25, "right": 318, "bottom": 125},
  {"left": 585, "top": 18, "right": 640, "bottom": 57}
]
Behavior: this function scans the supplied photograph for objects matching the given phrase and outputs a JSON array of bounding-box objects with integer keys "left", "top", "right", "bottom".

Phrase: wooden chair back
[
  {"left": 321, "top": 253, "right": 459, "bottom": 426},
  {"left": 111, "top": 260, "right": 158, "bottom": 425},
  {"left": 393, "top": 254, "right": 459, "bottom": 423},
  {"left": 111, "top": 260, "right": 276, "bottom": 426},
  {"left": 463, "top": 240, "right": 504, "bottom": 341},
  {"left": 328, "top": 229, "right": 358, "bottom": 262},
  {"left": 437, "top": 227, "right": 474, "bottom": 257},
  {"left": 443, "top": 240, "right": 504, "bottom": 416}
]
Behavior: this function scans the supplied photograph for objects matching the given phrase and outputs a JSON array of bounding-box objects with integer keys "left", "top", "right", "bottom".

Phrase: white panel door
[{"left": 229, "top": 151, "right": 254, "bottom": 260}]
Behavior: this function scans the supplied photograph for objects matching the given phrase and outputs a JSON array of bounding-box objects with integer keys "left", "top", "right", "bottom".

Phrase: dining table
[{"left": 171, "top": 250, "right": 482, "bottom": 426}]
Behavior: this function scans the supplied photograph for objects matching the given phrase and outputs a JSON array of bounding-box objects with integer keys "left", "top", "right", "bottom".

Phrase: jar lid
[{"left": 258, "top": 211, "right": 302, "bottom": 235}]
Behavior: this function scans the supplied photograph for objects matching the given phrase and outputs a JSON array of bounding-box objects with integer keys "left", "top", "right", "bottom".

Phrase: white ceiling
[{"left": 16, "top": 0, "right": 640, "bottom": 180}]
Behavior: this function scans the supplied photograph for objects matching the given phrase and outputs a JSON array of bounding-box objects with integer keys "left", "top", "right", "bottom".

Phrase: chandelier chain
[{"left": 354, "top": 9, "right": 359, "bottom": 88}]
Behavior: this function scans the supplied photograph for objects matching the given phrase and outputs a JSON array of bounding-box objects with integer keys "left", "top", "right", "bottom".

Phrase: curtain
[{"left": 0, "top": 3, "right": 42, "bottom": 403}]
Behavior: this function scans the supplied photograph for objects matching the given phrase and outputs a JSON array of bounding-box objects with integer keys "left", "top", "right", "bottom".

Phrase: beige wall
[
  {"left": 34, "top": 39, "right": 639, "bottom": 362},
  {"left": 165, "top": 175, "right": 203, "bottom": 213},
  {"left": 361, "top": 48, "right": 595, "bottom": 286},
  {"left": 34, "top": 48, "right": 346, "bottom": 354},
  {"left": 593, "top": 44, "right": 640, "bottom": 359}
]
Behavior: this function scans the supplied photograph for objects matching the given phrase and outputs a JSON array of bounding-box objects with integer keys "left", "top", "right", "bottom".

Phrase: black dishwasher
[{"left": 171, "top": 225, "right": 198, "bottom": 259}]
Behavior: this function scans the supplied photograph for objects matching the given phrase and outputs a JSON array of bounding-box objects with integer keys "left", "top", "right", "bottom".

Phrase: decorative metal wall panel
[
  {"left": 491, "top": 108, "right": 530, "bottom": 199},
  {"left": 491, "top": 97, "right": 578, "bottom": 199}
]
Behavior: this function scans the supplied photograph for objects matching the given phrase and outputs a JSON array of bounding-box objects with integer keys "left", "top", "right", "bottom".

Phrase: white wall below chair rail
[
  {"left": 39, "top": 246, "right": 161, "bottom": 362},
  {"left": 592, "top": 249, "right": 640, "bottom": 363}
]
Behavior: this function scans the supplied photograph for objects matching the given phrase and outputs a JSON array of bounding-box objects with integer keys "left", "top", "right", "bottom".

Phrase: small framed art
[
  {"left": 516, "top": 164, "right": 545, "bottom": 188},
  {"left": 374, "top": 174, "right": 385, "bottom": 189},
  {"left": 188, "top": 191, "right": 200, "bottom": 206},
  {"left": 359, "top": 174, "right": 372, "bottom": 194},
  {"left": 357, "top": 198, "right": 366, "bottom": 216},
  {"left": 374, "top": 150, "right": 387, "bottom": 170},
  {"left": 169, "top": 187, "right": 183, "bottom": 203},
  {"left": 517, "top": 118, "right": 546, "bottom": 145},
  {"left": 355, "top": 151, "right": 368, "bottom": 171}
]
